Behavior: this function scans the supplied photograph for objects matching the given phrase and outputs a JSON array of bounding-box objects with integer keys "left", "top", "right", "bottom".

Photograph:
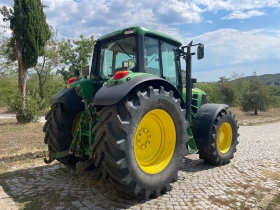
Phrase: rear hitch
[
  {"left": 76, "top": 158, "right": 95, "bottom": 173},
  {"left": 44, "top": 150, "right": 72, "bottom": 164}
]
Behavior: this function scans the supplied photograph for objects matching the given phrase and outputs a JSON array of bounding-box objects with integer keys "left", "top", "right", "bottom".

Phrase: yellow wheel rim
[
  {"left": 72, "top": 111, "right": 90, "bottom": 135},
  {"left": 72, "top": 112, "right": 82, "bottom": 135},
  {"left": 217, "top": 122, "right": 232, "bottom": 154},
  {"left": 134, "top": 109, "right": 176, "bottom": 174}
]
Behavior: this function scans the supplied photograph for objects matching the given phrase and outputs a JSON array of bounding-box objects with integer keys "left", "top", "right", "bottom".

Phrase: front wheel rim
[{"left": 217, "top": 122, "right": 233, "bottom": 154}]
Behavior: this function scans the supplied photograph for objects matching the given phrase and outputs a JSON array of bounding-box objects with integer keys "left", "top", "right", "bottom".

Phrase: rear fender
[
  {"left": 192, "top": 103, "right": 229, "bottom": 149},
  {"left": 50, "top": 87, "right": 84, "bottom": 111},
  {"left": 93, "top": 75, "right": 185, "bottom": 107}
]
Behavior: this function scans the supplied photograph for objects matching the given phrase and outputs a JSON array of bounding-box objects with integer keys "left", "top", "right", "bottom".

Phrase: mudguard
[
  {"left": 192, "top": 103, "right": 229, "bottom": 149},
  {"left": 93, "top": 75, "right": 184, "bottom": 106},
  {"left": 50, "top": 87, "right": 84, "bottom": 111}
]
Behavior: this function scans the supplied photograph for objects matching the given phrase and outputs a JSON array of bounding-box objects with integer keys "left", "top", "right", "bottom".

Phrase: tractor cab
[{"left": 90, "top": 27, "right": 183, "bottom": 89}]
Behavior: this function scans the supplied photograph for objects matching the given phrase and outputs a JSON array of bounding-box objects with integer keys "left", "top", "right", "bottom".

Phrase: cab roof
[{"left": 98, "top": 26, "right": 182, "bottom": 46}]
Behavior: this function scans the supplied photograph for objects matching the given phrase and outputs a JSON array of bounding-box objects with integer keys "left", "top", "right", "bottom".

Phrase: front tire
[
  {"left": 92, "top": 86, "right": 189, "bottom": 198},
  {"left": 198, "top": 109, "right": 239, "bottom": 165}
]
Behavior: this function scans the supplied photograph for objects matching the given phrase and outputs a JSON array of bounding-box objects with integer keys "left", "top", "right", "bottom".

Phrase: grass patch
[
  {"left": 0, "top": 118, "right": 47, "bottom": 158},
  {"left": 0, "top": 158, "right": 45, "bottom": 176},
  {"left": 20, "top": 199, "right": 43, "bottom": 210},
  {"left": 266, "top": 194, "right": 280, "bottom": 210},
  {"left": 261, "top": 170, "right": 280, "bottom": 182},
  {"left": 229, "top": 107, "right": 280, "bottom": 125}
]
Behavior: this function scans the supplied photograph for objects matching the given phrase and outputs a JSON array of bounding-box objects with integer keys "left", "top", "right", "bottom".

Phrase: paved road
[{"left": 1, "top": 122, "right": 280, "bottom": 210}]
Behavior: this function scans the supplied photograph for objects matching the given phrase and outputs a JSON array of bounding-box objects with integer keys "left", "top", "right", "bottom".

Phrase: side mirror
[
  {"left": 82, "top": 66, "right": 89, "bottom": 78},
  {"left": 197, "top": 44, "right": 204, "bottom": 60}
]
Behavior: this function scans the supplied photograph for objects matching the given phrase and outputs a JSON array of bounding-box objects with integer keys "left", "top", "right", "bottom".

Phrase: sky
[{"left": 0, "top": 0, "right": 280, "bottom": 82}]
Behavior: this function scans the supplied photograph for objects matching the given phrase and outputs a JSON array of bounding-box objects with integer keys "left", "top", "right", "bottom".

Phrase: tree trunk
[
  {"left": 17, "top": 50, "right": 28, "bottom": 112},
  {"left": 38, "top": 73, "right": 44, "bottom": 100},
  {"left": 254, "top": 108, "right": 258, "bottom": 115},
  {"left": 38, "top": 56, "right": 46, "bottom": 101}
]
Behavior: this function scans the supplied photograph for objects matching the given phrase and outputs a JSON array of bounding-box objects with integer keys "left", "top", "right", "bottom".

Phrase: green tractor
[{"left": 43, "top": 26, "right": 239, "bottom": 199}]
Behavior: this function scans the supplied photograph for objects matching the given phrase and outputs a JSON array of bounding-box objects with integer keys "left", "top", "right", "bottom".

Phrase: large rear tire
[
  {"left": 92, "top": 86, "right": 189, "bottom": 198},
  {"left": 43, "top": 103, "right": 82, "bottom": 168},
  {"left": 198, "top": 109, "right": 239, "bottom": 165}
]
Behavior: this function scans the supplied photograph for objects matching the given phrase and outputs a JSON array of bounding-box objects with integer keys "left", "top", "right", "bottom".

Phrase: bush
[
  {"left": 0, "top": 74, "right": 18, "bottom": 107},
  {"left": 7, "top": 92, "right": 43, "bottom": 124},
  {"left": 274, "top": 96, "right": 280, "bottom": 108},
  {"left": 195, "top": 83, "right": 219, "bottom": 103}
]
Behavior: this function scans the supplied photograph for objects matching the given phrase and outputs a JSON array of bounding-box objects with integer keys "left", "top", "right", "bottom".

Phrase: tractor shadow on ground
[
  {"left": 182, "top": 156, "right": 220, "bottom": 173},
  {"left": 0, "top": 156, "right": 221, "bottom": 209},
  {"left": 0, "top": 161, "right": 146, "bottom": 209}
]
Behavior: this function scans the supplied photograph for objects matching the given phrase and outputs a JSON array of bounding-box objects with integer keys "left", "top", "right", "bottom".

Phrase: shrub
[{"left": 7, "top": 92, "right": 43, "bottom": 124}]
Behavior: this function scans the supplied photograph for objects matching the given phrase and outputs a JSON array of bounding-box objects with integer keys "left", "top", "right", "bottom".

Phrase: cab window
[
  {"left": 161, "top": 42, "right": 178, "bottom": 86},
  {"left": 144, "top": 37, "right": 160, "bottom": 77}
]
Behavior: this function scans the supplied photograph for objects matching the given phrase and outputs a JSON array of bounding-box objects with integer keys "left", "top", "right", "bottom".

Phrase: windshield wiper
[
  {"left": 117, "top": 43, "right": 132, "bottom": 58},
  {"left": 111, "top": 38, "right": 132, "bottom": 58}
]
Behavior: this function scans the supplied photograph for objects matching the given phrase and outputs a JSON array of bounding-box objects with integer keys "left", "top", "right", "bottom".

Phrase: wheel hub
[{"left": 136, "top": 129, "right": 152, "bottom": 149}]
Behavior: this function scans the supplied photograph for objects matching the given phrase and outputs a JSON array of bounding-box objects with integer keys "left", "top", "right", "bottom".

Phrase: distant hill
[
  {"left": 243, "top": 73, "right": 280, "bottom": 87},
  {"left": 181, "top": 71, "right": 280, "bottom": 86}
]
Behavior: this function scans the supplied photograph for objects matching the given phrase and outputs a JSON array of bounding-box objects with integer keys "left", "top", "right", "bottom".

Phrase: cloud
[
  {"left": 1, "top": 0, "right": 279, "bottom": 40},
  {"left": 221, "top": 10, "right": 266, "bottom": 20},
  {"left": 187, "top": 28, "right": 280, "bottom": 81},
  {"left": 38, "top": 0, "right": 205, "bottom": 39},
  {"left": 193, "top": 62, "right": 280, "bottom": 82},
  {"left": 205, "top": 20, "right": 213, "bottom": 23},
  {"left": 155, "top": 0, "right": 203, "bottom": 25},
  {"left": 193, "top": 0, "right": 280, "bottom": 12}
]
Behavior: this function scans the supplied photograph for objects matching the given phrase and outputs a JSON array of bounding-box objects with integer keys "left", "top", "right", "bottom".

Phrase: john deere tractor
[{"left": 43, "top": 26, "right": 238, "bottom": 198}]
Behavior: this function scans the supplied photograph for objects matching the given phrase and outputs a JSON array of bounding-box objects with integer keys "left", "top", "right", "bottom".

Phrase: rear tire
[
  {"left": 43, "top": 103, "right": 82, "bottom": 168},
  {"left": 198, "top": 109, "right": 239, "bottom": 165},
  {"left": 92, "top": 86, "right": 189, "bottom": 198}
]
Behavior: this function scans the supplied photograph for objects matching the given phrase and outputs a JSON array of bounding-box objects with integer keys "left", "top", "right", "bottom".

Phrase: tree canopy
[
  {"left": 240, "top": 73, "right": 272, "bottom": 115},
  {"left": 1, "top": 1, "right": 51, "bottom": 68},
  {"left": 0, "top": 0, "right": 51, "bottom": 123},
  {"left": 57, "top": 34, "right": 95, "bottom": 82}
]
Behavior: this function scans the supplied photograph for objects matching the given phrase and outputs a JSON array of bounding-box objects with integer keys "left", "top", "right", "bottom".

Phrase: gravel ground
[{"left": 1, "top": 122, "right": 280, "bottom": 210}]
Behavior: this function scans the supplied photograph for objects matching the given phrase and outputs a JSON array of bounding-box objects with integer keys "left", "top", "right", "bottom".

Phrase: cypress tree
[{"left": 1, "top": 0, "right": 51, "bottom": 120}]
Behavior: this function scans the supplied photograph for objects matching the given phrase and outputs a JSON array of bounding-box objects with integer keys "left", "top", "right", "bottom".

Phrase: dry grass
[
  {"left": 261, "top": 170, "right": 280, "bottom": 182},
  {"left": 208, "top": 195, "right": 231, "bottom": 206},
  {"left": 266, "top": 194, "right": 280, "bottom": 210},
  {"left": 0, "top": 158, "right": 45, "bottom": 176},
  {"left": 0, "top": 119, "right": 47, "bottom": 159},
  {"left": 260, "top": 170, "right": 280, "bottom": 210},
  {"left": 229, "top": 107, "right": 280, "bottom": 125},
  {"left": 0, "top": 107, "right": 14, "bottom": 114}
]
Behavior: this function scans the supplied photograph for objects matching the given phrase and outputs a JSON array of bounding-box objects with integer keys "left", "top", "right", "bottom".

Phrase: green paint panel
[
  {"left": 105, "top": 71, "right": 154, "bottom": 86},
  {"left": 69, "top": 78, "right": 96, "bottom": 100},
  {"left": 182, "top": 87, "right": 206, "bottom": 119},
  {"left": 98, "top": 26, "right": 182, "bottom": 46},
  {"left": 187, "top": 126, "right": 197, "bottom": 154}
]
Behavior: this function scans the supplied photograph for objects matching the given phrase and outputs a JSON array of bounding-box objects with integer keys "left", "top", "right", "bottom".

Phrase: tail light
[
  {"left": 113, "top": 70, "right": 129, "bottom": 80},
  {"left": 67, "top": 77, "right": 78, "bottom": 84}
]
